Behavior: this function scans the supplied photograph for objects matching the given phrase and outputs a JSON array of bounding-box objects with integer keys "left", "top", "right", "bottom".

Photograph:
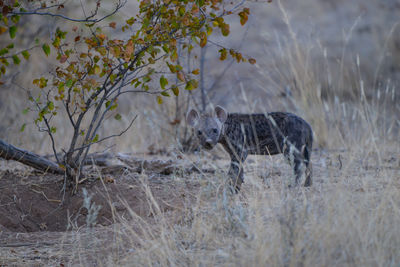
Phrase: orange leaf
[
  {"left": 124, "top": 39, "right": 134, "bottom": 61},
  {"left": 109, "top": 22, "right": 117, "bottom": 29},
  {"left": 219, "top": 48, "right": 227, "bottom": 60},
  {"left": 249, "top": 58, "right": 256, "bottom": 64},
  {"left": 199, "top": 32, "right": 207, "bottom": 48},
  {"left": 0, "top": 26, "right": 7, "bottom": 35},
  {"left": 177, "top": 71, "right": 185, "bottom": 82},
  {"left": 239, "top": 12, "right": 248, "bottom": 26},
  {"left": 191, "top": 5, "right": 199, "bottom": 14},
  {"left": 235, "top": 53, "right": 242, "bottom": 62},
  {"left": 60, "top": 55, "right": 68, "bottom": 63}
]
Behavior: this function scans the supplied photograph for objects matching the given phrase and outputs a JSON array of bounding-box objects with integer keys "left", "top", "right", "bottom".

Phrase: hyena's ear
[
  {"left": 215, "top": 105, "right": 227, "bottom": 124},
  {"left": 186, "top": 109, "right": 199, "bottom": 127}
]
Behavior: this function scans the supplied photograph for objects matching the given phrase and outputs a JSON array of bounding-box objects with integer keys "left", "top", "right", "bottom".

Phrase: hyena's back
[{"left": 221, "top": 112, "right": 313, "bottom": 156}]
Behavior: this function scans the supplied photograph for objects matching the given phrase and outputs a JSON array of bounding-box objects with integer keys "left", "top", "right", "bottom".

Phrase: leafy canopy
[{"left": 1, "top": 0, "right": 257, "bottom": 179}]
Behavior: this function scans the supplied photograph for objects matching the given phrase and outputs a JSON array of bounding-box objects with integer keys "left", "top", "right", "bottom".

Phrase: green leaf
[
  {"left": 65, "top": 79, "right": 74, "bottom": 88},
  {"left": 110, "top": 74, "right": 117, "bottom": 83},
  {"left": 0, "top": 48, "right": 8, "bottom": 56},
  {"left": 114, "top": 113, "right": 122, "bottom": 120},
  {"left": 185, "top": 79, "right": 198, "bottom": 91},
  {"left": 48, "top": 101, "right": 54, "bottom": 111},
  {"left": 6, "top": 43, "right": 14, "bottom": 49},
  {"left": 166, "top": 62, "right": 176, "bottom": 73},
  {"left": 157, "top": 96, "right": 163, "bottom": 104},
  {"left": 42, "top": 43, "right": 50, "bottom": 56},
  {"left": 160, "top": 75, "right": 168, "bottom": 89},
  {"left": 162, "top": 44, "right": 169, "bottom": 53},
  {"left": 11, "top": 15, "right": 20, "bottom": 24},
  {"left": 126, "top": 17, "right": 135, "bottom": 26},
  {"left": 9, "top": 26, "right": 17, "bottom": 39},
  {"left": 92, "top": 134, "right": 99, "bottom": 143},
  {"left": 161, "top": 91, "right": 170, "bottom": 97},
  {"left": 21, "top": 50, "right": 30, "bottom": 60},
  {"left": 12, "top": 55, "right": 20, "bottom": 65},
  {"left": 20, "top": 123, "right": 26, "bottom": 132},
  {"left": 143, "top": 76, "right": 151, "bottom": 83},
  {"left": 178, "top": 7, "right": 185, "bottom": 16},
  {"left": 22, "top": 108, "right": 29, "bottom": 114},
  {"left": 50, "top": 127, "right": 57, "bottom": 133}
]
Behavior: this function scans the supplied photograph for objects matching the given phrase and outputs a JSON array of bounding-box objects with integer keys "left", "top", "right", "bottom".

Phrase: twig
[
  {"left": 10, "top": 0, "right": 126, "bottom": 23},
  {"left": 30, "top": 188, "right": 61, "bottom": 203}
]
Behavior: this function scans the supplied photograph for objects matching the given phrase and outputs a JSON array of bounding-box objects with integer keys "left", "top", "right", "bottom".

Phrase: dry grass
[
  {"left": 1, "top": 0, "right": 400, "bottom": 266},
  {"left": 39, "top": 145, "right": 398, "bottom": 266}
]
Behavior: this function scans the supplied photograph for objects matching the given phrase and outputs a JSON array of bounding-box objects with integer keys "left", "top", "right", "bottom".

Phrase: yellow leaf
[
  {"left": 219, "top": 48, "right": 227, "bottom": 61},
  {"left": 192, "top": 69, "right": 200, "bottom": 75},
  {"left": 171, "top": 85, "right": 179, "bottom": 96},
  {"left": 0, "top": 26, "right": 7, "bottom": 35},
  {"left": 199, "top": 32, "right": 207, "bottom": 48},
  {"left": 220, "top": 23, "right": 230, "bottom": 36},
  {"left": 157, "top": 96, "right": 163, "bottom": 104},
  {"left": 94, "top": 65, "right": 101, "bottom": 75}
]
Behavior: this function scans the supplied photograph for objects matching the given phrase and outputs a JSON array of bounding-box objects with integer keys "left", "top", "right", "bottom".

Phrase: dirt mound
[{"left": 0, "top": 168, "right": 199, "bottom": 232}]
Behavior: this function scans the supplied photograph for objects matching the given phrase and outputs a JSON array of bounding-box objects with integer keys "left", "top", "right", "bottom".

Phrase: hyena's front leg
[
  {"left": 227, "top": 149, "right": 248, "bottom": 193},
  {"left": 228, "top": 160, "right": 244, "bottom": 192}
]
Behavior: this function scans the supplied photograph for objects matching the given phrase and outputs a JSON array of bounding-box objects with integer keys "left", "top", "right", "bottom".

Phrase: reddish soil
[{"left": 0, "top": 167, "right": 199, "bottom": 233}]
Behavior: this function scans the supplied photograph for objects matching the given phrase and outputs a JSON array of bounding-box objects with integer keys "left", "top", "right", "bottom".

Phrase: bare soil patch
[{"left": 0, "top": 160, "right": 201, "bottom": 233}]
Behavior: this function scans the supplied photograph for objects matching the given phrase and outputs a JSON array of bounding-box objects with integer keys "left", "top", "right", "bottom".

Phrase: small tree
[{"left": 0, "top": 0, "right": 255, "bottom": 190}]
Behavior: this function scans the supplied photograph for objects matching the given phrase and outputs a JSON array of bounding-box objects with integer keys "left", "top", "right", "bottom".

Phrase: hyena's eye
[
  {"left": 212, "top": 128, "right": 218, "bottom": 134},
  {"left": 197, "top": 130, "right": 202, "bottom": 135}
]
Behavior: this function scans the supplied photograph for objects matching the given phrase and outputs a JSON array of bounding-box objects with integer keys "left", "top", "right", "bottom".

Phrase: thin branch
[
  {"left": 68, "top": 115, "right": 137, "bottom": 153},
  {"left": 0, "top": 45, "right": 40, "bottom": 60},
  {"left": 10, "top": 0, "right": 126, "bottom": 23}
]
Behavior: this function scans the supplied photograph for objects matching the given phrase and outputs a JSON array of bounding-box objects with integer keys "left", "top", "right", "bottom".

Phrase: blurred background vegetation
[{"left": 0, "top": 0, "right": 399, "bottom": 154}]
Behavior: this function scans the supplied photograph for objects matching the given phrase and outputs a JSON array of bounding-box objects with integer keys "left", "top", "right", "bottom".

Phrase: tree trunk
[{"left": 0, "top": 139, "right": 64, "bottom": 174}]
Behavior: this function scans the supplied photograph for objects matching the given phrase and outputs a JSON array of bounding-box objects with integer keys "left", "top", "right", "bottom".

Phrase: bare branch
[
  {"left": 10, "top": 0, "right": 126, "bottom": 23},
  {"left": 68, "top": 115, "right": 137, "bottom": 154}
]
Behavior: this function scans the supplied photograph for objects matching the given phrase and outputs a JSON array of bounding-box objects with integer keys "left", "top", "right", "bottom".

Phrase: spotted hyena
[{"left": 186, "top": 106, "right": 313, "bottom": 192}]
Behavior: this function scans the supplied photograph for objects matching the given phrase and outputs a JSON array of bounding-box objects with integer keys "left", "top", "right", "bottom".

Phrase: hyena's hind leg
[
  {"left": 283, "top": 140, "right": 311, "bottom": 187},
  {"left": 303, "top": 144, "right": 312, "bottom": 187}
]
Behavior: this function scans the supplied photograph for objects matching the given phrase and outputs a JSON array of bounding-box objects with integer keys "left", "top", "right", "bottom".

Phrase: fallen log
[{"left": 0, "top": 139, "right": 64, "bottom": 174}]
